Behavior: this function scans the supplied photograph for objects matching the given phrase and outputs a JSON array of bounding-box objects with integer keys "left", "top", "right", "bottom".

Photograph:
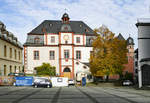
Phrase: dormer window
[
  {"left": 42, "top": 28, "right": 46, "bottom": 33},
  {"left": 64, "top": 26, "right": 68, "bottom": 31},
  {"left": 85, "top": 29, "right": 89, "bottom": 32},
  {"left": 61, "top": 24, "right": 72, "bottom": 32},
  {"left": 80, "top": 25, "right": 82, "bottom": 27},
  {"left": 49, "top": 24, "right": 52, "bottom": 27},
  {"left": 34, "top": 37, "right": 40, "bottom": 43}
]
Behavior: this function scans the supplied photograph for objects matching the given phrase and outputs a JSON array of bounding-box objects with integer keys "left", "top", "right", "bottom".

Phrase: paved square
[{"left": 0, "top": 86, "right": 150, "bottom": 103}]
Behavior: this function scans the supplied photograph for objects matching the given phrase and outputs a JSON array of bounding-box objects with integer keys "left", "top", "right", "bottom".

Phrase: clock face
[
  {"left": 129, "top": 39, "right": 132, "bottom": 43},
  {"left": 63, "top": 35, "right": 69, "bottom": 40}
]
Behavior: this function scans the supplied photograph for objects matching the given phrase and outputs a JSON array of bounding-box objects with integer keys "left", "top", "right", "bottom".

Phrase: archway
[{"left": 63, "top": 67, "right": 71, "bottom": 79}]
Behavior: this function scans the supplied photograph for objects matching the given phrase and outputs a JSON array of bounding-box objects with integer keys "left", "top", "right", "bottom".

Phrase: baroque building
[
  {"left": 24, "top": 13, "right": 95, "bottom": 81},
  {"left": 0, "top": 21, "right": 23, "bottom": 76}
]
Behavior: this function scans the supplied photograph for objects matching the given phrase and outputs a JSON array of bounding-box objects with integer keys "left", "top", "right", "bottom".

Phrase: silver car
[{"left": 123, "top": 80, "right": 133, "bottom": 86}]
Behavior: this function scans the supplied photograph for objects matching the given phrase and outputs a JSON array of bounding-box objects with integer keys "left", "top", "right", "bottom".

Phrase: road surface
[{"left": 0, "top": 86, "right": 150, "bottom": 103}]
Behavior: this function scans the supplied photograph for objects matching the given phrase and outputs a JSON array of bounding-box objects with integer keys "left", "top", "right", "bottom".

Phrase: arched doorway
[
  {"left": 142, "top": 64, "right": 150, "bottom": 85},
  {"left": 63, "top": 67, "right": 71, "bottom": 79}
]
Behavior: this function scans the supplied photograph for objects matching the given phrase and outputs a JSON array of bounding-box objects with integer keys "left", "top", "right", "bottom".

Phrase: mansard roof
[
  {"left": 0, "top": 21, "right": 23, "bottom": 49},
  {"left": 28, "top": 20, "right": 95, "bottom": 35}
]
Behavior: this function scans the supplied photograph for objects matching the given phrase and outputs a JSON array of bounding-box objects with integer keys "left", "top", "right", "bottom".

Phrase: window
[
  {"left": 76, "top": 37, "right": 80, "bottom": 43},
  {"left": 34, "top": 51, "right": 39, "bottom": 60},
  {"left": 34, "top": 37, "right": 40, "bottom": 43},
  {"left": 19, "top": 66, "right": 21, "bottom": 72},
  {"left": 64, "top": 50, "right": 69, "bottom": 59},
  {"left": 65, "top": 40, "right": 68, "bottom": 44},
  {"left": 76, "top": 51, "right": 81, "bottom": 59},
  {"left": 18, "top": 51, "right": 21, "bottom": 60},
  {"left": 89, "top": 38, "right": 93, "bottom": 45},
  {"left": 10, "top": 65, "right": 12, "bottom": 73},
  {"left": 50, "top": 51, "right": 55, "bottom": 60},
  {"left": 15, "top": 49, "right": 17, "bottom": 59},
  {"left": 15, "top": 66, "right": 16, "bottom": 73},
  {"left": 51, "top": 36, "right": 55, "bottom": 43},
  {"left": 10, "top": 48, "right": 12, "bottom": 58},
  {"left": 135, "top": 62, "right": 138, "bottom": 67},
  {"left": 4, "top": 65, "right": 6, "bottom": 76},
  {"left": 4, "top": 45, "right": 7, "bottom": 57}
]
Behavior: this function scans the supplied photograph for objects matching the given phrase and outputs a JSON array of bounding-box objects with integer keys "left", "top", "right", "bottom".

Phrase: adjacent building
[
  {"left": 0, "top": 21, "right": 23, "bottom": 76},
  {"left": 24, "top": 13, "right": 95, "bottom": 81},
  {"left": 136, "top": 18, "right": 150, "bottom": 88}
]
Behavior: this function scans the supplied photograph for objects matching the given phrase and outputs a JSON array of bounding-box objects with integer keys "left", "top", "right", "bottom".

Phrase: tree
[
  {"left": 90, "top": 25, "right": 127, "bottom": 81},
  {"left": 36, "top": 63, "right": 56, "bottom": 76}
]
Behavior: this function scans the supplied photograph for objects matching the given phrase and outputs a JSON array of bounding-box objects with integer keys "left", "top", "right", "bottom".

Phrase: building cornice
[
  {"left": 136, "top": 23, "right": 150, "bottom": 27},
  {"left": 23, "top": 44, "right": 92, "bottom": 47},
  {"left": 0, "top": 57, "right": 22, "bottom": 64}
]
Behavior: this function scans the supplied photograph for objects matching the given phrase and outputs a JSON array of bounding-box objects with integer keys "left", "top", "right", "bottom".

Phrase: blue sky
[{"left": 0, "top": 0, "right": 150, "bottom": 49}]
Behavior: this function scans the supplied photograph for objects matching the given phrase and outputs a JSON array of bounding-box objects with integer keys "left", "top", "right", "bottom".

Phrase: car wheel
[{"left": 34, "top": 85, "right": 38, "bottom": 88}]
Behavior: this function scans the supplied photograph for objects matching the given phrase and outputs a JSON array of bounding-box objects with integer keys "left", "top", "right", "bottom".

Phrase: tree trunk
[
  {"left": 119, "top": 73, "right": 123, "bottom": 80},
  {"left": 105, "top": 75, "right": 109, "bottom": 82}
]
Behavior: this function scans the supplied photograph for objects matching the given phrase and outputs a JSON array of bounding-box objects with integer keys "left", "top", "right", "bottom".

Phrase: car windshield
[{"left": 45, "top": 79, "right": 49, "bottom": 82}]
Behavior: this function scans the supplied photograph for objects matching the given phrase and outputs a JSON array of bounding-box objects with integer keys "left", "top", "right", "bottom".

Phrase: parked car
[
  {"left": 68, "top": 79, "right": 75, "bottom": 86},
  {"left": 33, "top": 78, "right": 52, "bottom": 88},
  {"left": 123, "top": 80, "right": 133, "bottom": 86}
]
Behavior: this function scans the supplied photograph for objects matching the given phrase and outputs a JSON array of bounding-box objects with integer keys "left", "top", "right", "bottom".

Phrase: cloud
[{"left": 0, "top": 0, "right": 150, "bottom": 48}]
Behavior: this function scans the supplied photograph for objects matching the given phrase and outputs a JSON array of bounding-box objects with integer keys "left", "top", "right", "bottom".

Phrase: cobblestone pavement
[{"left": 0, "top": 86, "right": 150, "bottom": 103}]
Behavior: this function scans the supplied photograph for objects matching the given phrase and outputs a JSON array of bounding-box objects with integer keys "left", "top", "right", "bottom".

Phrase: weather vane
[{"left": 64, "top": 8, "right": 67, "bottom": 13}]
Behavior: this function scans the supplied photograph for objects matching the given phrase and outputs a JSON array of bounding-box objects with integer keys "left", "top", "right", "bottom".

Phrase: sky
[{"left": 0, "top": 0, "right": 150, "bottom": 49}]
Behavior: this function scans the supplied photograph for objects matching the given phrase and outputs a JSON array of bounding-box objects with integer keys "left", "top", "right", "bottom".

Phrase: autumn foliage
[{"left": 90, "top": 25, "right": 128, "bottom": 80}]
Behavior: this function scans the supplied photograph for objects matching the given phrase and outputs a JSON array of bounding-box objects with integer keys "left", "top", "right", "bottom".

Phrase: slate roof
[
  {"left": 28, "top": 20, "right": 94, "bottom": 35},
  {"left": 117, "top": 33, "right": 125, "bottom": 40},
  {"left": 0, "top": 21, "right": 23, "bottom": 49}
]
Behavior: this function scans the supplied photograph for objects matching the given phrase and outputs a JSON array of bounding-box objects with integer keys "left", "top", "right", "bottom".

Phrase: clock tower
[{"left": 59, "top": 13, "right": 74, "bottom": 79}]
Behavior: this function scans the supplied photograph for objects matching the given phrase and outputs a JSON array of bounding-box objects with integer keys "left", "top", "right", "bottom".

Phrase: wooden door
[{"left": 64, "top": 72, "right": 71, "bottom": 79}]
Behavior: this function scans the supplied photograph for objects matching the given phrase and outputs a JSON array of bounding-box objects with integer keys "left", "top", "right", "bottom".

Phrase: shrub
[{"left": 36, "top": 63, "right": 56, "bottom": 76}]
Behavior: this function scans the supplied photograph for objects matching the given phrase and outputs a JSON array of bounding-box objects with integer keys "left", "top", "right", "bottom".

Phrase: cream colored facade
[
  {"left": 0, "top": 38, "right": 23, "bottom": 76},
  {"left": 0, "top": 22, "right": 23, "bottom": 76}
]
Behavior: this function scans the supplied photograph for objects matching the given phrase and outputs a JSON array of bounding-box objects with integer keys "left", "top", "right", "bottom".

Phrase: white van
[{"left": 50, "top": 77, "right": 68, "bottom": 87}]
